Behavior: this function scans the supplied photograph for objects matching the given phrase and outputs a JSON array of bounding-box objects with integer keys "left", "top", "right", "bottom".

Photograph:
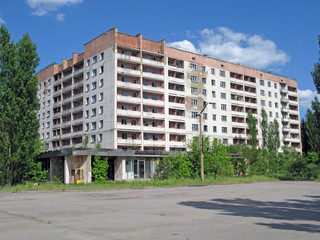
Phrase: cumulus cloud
[
  {"left": 298, "top": 89, "right": 320, "bottom": 110},
  {"left": 55, "top": 13, "right": 65, "bottom": 22},
  {"left": 167, "top": 27, "right": 290, "bottom": 69},
  {"left": 26, "top": 0, "right": 82, "bottom": 20},
  {"left": 0, "top": 17, "right": 5, "bottom": 24}
]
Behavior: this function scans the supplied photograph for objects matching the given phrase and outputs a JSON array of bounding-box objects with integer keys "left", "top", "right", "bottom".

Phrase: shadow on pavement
[{"left": 179, "top": 195, "right": 320, "bottom": 233}]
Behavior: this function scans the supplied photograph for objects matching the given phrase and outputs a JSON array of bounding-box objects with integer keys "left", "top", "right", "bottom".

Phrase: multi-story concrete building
[{"left": 37, "top": 27, "right": 301, "bottom": 183}]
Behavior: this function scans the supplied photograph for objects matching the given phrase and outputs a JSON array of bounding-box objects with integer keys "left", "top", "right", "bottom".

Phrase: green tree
[
  {"left": 260, "top": 108, "right": 268, "bottom": 148},
  {"left": 247, "top": 111, "right": 257, "bottom": 147},
  {"left": 92, "top": 156, "right": 109, "bottom": 182},
  {"left": 311, "top": 35, "right": 320, "bottom": 94},
  {"left": 0, "top": 25, "right": 41, "bottom": 186},
  {"left": 267, "top": 119, "right": 280, "bottom": 152}
]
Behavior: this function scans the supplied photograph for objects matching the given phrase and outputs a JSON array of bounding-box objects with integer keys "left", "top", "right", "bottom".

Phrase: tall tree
[
  {"left": 0, "top": 26, "right": 40, "bottom": 186},
  {"left": 260, "top": 108, "right": 268, "bottom": 148},
  {"left": 247, "top": 111, "right": 257, "bottom": 147},
  {"left": 311, "top": 35, "right": 320, "bottom": 94},
  {"left": 267, "top": 119, "right": 280, "bottom": 152}
]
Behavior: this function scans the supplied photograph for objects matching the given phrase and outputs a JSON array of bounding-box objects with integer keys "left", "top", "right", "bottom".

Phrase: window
[
  {"left": 192, "top": 124, "right": 199, "bottom": 131},
  {"left": 47, "top": 89, "right": 51, "bottom": 96},
  {"left": 91, "top": 108, "right": 96, "bottom": 117},
  {"left": 274, "top": 83, "right": 277, "bottom": 89},
  {"left": 221, "top": 115, "right": 227, "bottom": 122},
  {"left": 121, "top": 119, "right": 127, "bottom": 125},
  {"left": 152, "top": 82, "right": 157, "bottom": 87},
  {"left": 122, "top": 105, "right": 127, "bottom": 110},
  {"left": 47, "top": 122, "right": 50, "bottom": 128},
  {"left": 268, "top": 91, "right": 271, "bottom": 97},
  {"left": 213, "top": 126, "right": 217, "bottom": 133},
  {"left": 260, "top": 79, "right": 264, "bottom": 86},
  {"left": 202, "top": 78, "right": 206, "bottom": 84},
  {"left": 132, "top": 106, "right": 137, "bottom": 111},
  {"left": 222, "top": 127, "right": 228, "bottom": 133},
  {"left": 192, "top": 112, "right": 198, "bottom": 118},
  {"left": 223, "top": 139, "right": 228, "bottom": 145},
  {"left": 143, "top": 67, "right": 147, "bottom": 72},
  {"left": 92, "top": 56, "right": 97, "bottom": 64},
  {"left": 151, "top": 69, "right": 157, "bottom": 74},
  {"left": 85, "top": 110, "right": 89, "bottom": 118},
  {"left": 191, "top": 87, "right": 198, "bottom": 94},
  {"left": 92, "top": 69, "right": 97, "bottom": 77},
  {"left": 276, "top": 112, "right": 279, "bottom": 118},
  {"left": 202, "top": 66, "right": 206, "bottom": 72},
  {"left": 152, "top": 122, "right": 158, "bottom": 127},
  {"left": 275, "top": 103, "right": 278, "bottom": 108},
  {"left": 86, "top": 72, "right": 89, "bottom": 80},
  {"left": 46, "top": 132, "right": 50, "bottom": 139},
  {"left": 269, "top": 101, "right": 272, "bottom": 107},
  {"left": 144, "top": 134, "right": 149, "bottom": 140},
  {"left": 99, "top": 93, "right": 103, "bottom": 101},
  {"left": 152, "top": 95, "right": 157, "bottom": 100},
  {"left": 143, "top": 121, "right": 148, "bottom": 126},
  {"left": 221, "top": 92, "right": 226, "bottom": 99},
  {"left": 85, "top": 84, "right": 89, "bottom": 92},
  {"left": 211, "top": 68, "right": 215, "bottom": 75},
  {"left": 91, "top": 122, "right": 96, "bottom": 130},
  {"left": 212, "top": 103, "right": 216, "bottom": 109},
  {"left": 261, "top": 100, "right": 265, "bottom": 106},
  {"left": 274, "top": 93, "right": 278, "bottom": 98},
  {"left": 190, "top": 63, "right": 197, "bottom": 70},
  {"left": 191, "top": 75, "right": 197, "bottom": 82},
  {"left": 220, "top": 70, "right": 226, "bottom": 77},
  {"left": 132, "top": 134, "right": 137, "bottom": 140},
  {"left": 211, "top": 79, "right": 216, "bottom": 86},
  {"left": 99, "top": 79, "right": 104, "bottom": 87},
  {"left": 99, "top": 106, "right": 103, "bottom": 115},
  {"left": 220, "top": 81, "right": 226, "bottom": 88},
  {"left": 212, "top": 114, "right": 216, "bottom": 121},
  {"left": 122, "top": 133, "right": 127, "bottom": 139},
  {"left": 85, "top": 97, "right": 89, "bottom": 106},
  {"left": 100, "top": 52, "right": 104, "bottom": 61},
  {"left": 99, "top": 120, "right": 103, "bottom": 129},
  {"left": 42, "top": 102, "right": 45, "bottom": 109},
  {"left": 98, "top": 134, "right": 102, "bottom": 142},
  {"left": 221, "top": 104, "right": 227, "bottom": 110},
  {"left": 91, "top": 135, "right": 96, "bottom": 143},
  {"left": 85, "top": 123, "right": 89, "bottom": 131},
  {"left": 212, "top": 91, "right": 216, "bottom": 98},
  {"left": 152, "top": 108, "right": 158, "bottom": 113},
  {"left": 203, "top": 113, "right": 207, "bottom": 120},
  {"left": 260, "top": 90, "right": 265, "bottom": 96},
  {"left": 122, "top": 77, "right": 127, "bottom": 82},
  {"left": 143, "top": 107, "right": 148, "bottom": 112},
  {"left": 100, "top": 66, "right": 104, "bottom": 74},
  {"left": 38, "top": 84, "right": 41, "bottom": 90},
  {"left": 142, "top": 81, "right": 148, "bottom": 86},
  {"left": 268, "top": 81, "right": 271, "bottom": 87},
  {"left": 92, "top": 81, "right": 97, "bottom": 90},
  {"left": 204, "top": 125, "right": 208, "bottom": 132},
  {"left": 132, "top": 92, "right": 137, "bottom": 97},
  {"left": 121, "top": 91, "right": 127, "bottom": 96},
  {"left": 143, "top": 94, "right": 148, "bottom": 99},
  {"left": 86, "top": 59, "right": 90, "bottom": 67},
  {"left": 47, "top": 100, "right": 51, "bottom": 107},
  {"left": 47, "top": 111, "right": 50, "bottom": 118},
  {"left": 191, "top": 99, "right": 198, "bottom": 106},
  {"left": 131, "top": 120, "right": 137, "bottom": 125},
  {"left": 269, "top": 111, "right": 272, "bottom": 117},
  {"left": 203, "top": 89, "right": 207, "bottom": 96},
  {"left": 121, "top": 64, "right": 127, "bottom": 69},
  {"left": 91, "top": 95, "right": 97, "bottom": 104}
]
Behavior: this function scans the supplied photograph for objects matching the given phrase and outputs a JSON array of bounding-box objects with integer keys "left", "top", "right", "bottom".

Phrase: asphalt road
[{"left": 0, "top": 181, "right": 320, "bottom": 240}]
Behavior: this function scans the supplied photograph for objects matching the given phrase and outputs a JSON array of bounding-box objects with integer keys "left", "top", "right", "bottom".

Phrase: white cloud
[
  {"left": 0, "top": 16, "right": 5, "bottom": 24},
  {"left": 55, "top": 13, "right": 65, "bottom": 22},
  {"left": 167, "top": 40, "right": 199, "bottom": 54},
  {"left": 298, "top": 89, "right": 320, "bottom": 110},
  {"left": 26, "top": 0, "right": 82, "bottom": 19},
  {"left": 167, "top": 27, "right": 290, "bottom": 69}
]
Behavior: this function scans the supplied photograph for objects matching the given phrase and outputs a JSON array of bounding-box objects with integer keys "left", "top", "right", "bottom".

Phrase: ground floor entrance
[{"left": 125, "top": 159, "right": 157, "bottom": 180}]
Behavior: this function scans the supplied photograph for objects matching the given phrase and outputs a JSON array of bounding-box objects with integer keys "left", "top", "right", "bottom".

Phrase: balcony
[
  {"left": 280, "top": 88, "right": 288, "bottom": 94},
  {"left": 168, "top": 89, "right": 185, "bottom": 97},
  {"left": 143, "top": 85, "right": 164, "bottom": 94},
  {"left": 142, "top": 99, "right": 164, "bottom": 107},
  {"left": 168, "top": 65, "right": 184, "bottom": 73},
  {"left": 118, "top": 139, "right": 142, "bottom": 145},
  {"left": 169, "top": 141, "right": 185, "bottom": 148},
  {"left": 143, "top": 126, "right": 165, "bottom": 133},
  {"left": 73, "top": 68, "right": 83, "bottom": 78},
  {"left": 168, "top": 102, "right": 185, "bottom": 109},
  {"left": 142, "top": 58, "right": 164, "bottom": 68},
  {"left": 117, "top": 81, "right": 141, "bottom": 90},
  {"left": 282, "top": 116, "right": 290, "bottom": 122},
  {"left": 117, "top": 53, "right": 141, "bottom": 64},
  {"left": 168, "top": 76, "right": 185, "bottom": 85},
  {"left": 143, "top": 112, "right": 165, "bottom": 119},
  {"left": 143, "top": 140, "right": 165, "bottom": 147},
  {"left": 281, "top": 97, "right": 289, "bottom": 103},
  {"left": 117, "top": 124, "right": 141, "bottom": 131},
  {"left": 117, "top": 109, "right": 141, "bottom": 118},
  {"left": 168, "top": 114, "right": 185, "bottom": 121},
  {"left": 117, "top": 67, "right": 141, "bottom": 77},
  {"left": 281, "top": 107, "right": 289, "bottom": 112},
  {"left": 142, "top": 72, "right": 164, "bottom": 81},
  {"left": 290, "top": 128, "right": 300, "bottom": 134},
  {"left": 117, "top": 95, "right": 141, "bottom": 104}
]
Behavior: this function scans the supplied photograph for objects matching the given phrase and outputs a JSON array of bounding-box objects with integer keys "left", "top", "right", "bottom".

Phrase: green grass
[{"left": 0, "top": 175, "right": 278, "bottom": 193}]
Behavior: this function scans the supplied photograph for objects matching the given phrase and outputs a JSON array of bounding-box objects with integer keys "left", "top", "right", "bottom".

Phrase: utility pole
[{"left": 198, "top": 102, "right": 214, "bottom": 181}]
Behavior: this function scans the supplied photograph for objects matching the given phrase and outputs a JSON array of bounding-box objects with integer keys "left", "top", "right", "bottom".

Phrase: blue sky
[{"left": 1, "top": 0, "right": 320, "bottom": 118}]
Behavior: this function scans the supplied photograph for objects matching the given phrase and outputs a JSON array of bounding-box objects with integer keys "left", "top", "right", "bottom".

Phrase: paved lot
[{"left": 0, "top": 181, "right": 320, "bottom": 240}]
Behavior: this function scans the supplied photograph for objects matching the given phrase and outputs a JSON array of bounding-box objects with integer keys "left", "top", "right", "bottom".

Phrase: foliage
[
  {"left": 25, "top": 162, "right": 48, "bottom": 182},
  {"left": 247, "top": 111, "right": 257, "bottom": 147},
  {"left": 92, "top": 156, "right": 109, "bottom": 182},
  {"left": 0, "top": 25, "right": 41, "bottom": 186},
  {"left": 260, "top": 108, "right": 268, "bottom": 148},
  {"left": 311, "top": 35, "right": 320, "bottom": 94},
  {"left": 267, "top": 119, "right": 280, "bottom": 152}
]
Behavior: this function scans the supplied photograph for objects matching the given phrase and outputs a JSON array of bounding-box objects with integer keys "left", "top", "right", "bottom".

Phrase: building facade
[{"left": 37, "top": 28, "right": 301, "bottom": 183}]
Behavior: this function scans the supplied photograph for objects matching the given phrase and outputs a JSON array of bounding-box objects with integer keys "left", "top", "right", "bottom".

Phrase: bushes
[{"left": 92, "top": 156, "right": 109, "bottom": 182}]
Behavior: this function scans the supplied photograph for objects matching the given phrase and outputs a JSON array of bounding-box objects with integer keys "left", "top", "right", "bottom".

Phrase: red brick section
[{"left": 37, "top": 63, "right": 60, "bottom": 83}]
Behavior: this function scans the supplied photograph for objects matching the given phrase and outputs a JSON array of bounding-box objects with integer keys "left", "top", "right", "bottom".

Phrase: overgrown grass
[{"left": 0, "top": 175, "right": 278, "bottom": 193}]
